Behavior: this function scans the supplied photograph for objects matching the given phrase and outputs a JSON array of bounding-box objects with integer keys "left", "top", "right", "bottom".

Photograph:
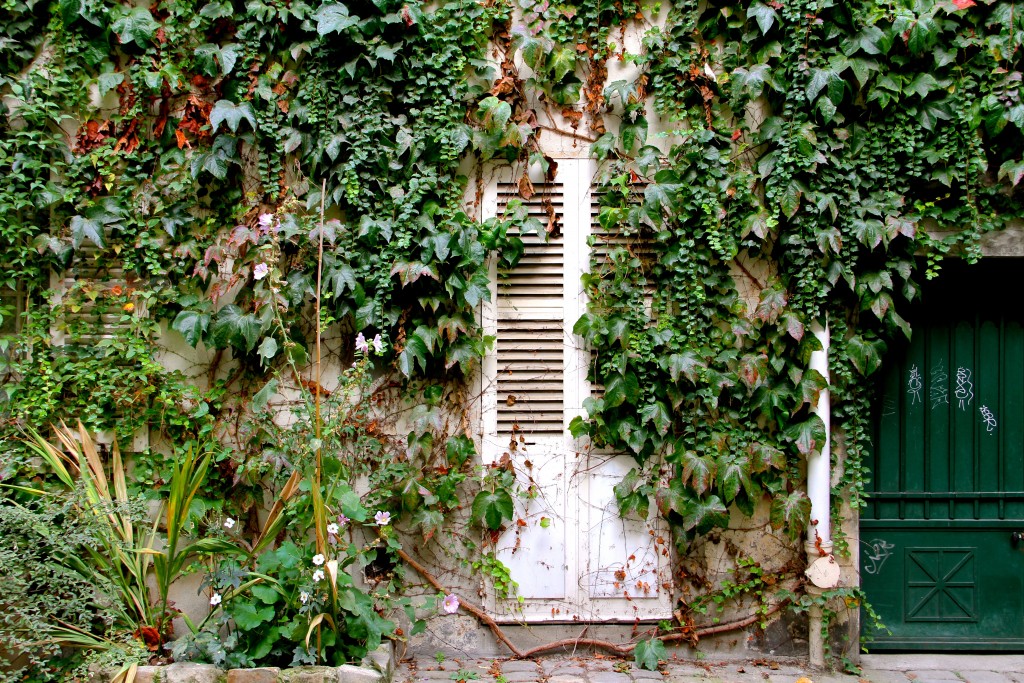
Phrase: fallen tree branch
[{"left": 397, "top": 548, "right": 790, "bottom": 660}]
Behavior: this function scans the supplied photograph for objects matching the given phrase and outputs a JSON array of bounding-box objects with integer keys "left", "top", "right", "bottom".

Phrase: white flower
[
  {"left": 300, "top": 591, "right": 309, "bottom": 604},
  {"left": 209, "top": 593, "right": 222, "bottom": 606},
  {"left": 258, "top": 213, "right": 274, "bottom": 229},
  {"left": 441, "top": 593, "right": 460, "bottom": 614},
  {"left": 312, "top": 553, "right": 325, "bottom": 566},
  {"left": 374, "top": 510, "right": 391, "bottom": 526},
  {"left": 312, "top": 569, "right": 325, "bottom": 582},
  {"left": 371, "top": 333, "right": 384, "bottom": 354},
  {"left": 253, "top": 263, "right": 269, "bottom": 280},
  {"left": 355, "top": 332, "right": 369, "bottom": 353},
  {"left": 327, "top": 523, "right": 339, "bottom": 535},
  {"left": 224, "top": 518, "right": 235, "bottom": 530}
]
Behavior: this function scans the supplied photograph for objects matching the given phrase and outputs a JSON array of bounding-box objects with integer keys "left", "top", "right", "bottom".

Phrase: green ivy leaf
[
  {"left": 754, "top": 284, "right": 787, "bottom": 324},
  {"left": 313, "top": 3, "right": 358, "bottom": 35},
  {"left": 633, "top": 638, "right": 667, "bottom": 671},
  {"left": 210, "top": 100, "right": 257, "bottom": 133},
  {"left": 639, "top": 401, "right": 671, "bottom": 436},
  {"left": 748, "top": 443, "right": 786, "bottom": 473},
  {"left": 717, "top": 454, "right": 754, "bottom": 503},
  {"left": 613, "top": 468, "right": 650, "bottom": 519},
  {"left": 548, "top": 47, "right": 576, "bottom": 82},
  {"left": 664, "top": 351, "right": 703, "bottom": 384},
  {"left": 397, "top": 331, "right": 429, "bottom": 376},
  {"left": 212, "top": 304, "right": 264, "bottom": 351},
  {"left": 97, "top": 71, "right": 124, "bottom": 98},
  {"left": 747, "top": 2, "right": 778, "bottom": 34},
  {"left": 412, "top": 508, "right": 445, "bottom": 542},
  {"left": 171, "top": 310, "right": 210, "bottom": 347},
  {"left": 907, "top": 14, "right": 938, "bottom": 55},
  {"left": 471, "top": 490, "right": 514, "bottom": 530},
  {"left": 69, "top": 216, "right": 106, "bottom": 249},
  {"left": 219, "top": 44, "right": 240, "bottom": 75},
  {"left": 604, "top": 371, "right": 640, "bottom": 408},
  {"left": 680, "top": 450, "right": 715, "bottom": 495},
  {"left": 655, "top": 477, "right": 688, "bottom": 517},
  {"left": 778, "top": 179, "right": 803, "bottom": 218},
  {"left": 477, "top": 96, "right": 511, "bottom": 132},
  {"left": 784, "top": 414, "right": 826, "bottom": 456},
  {"left": 111, "top": 7, "right": 160, "bottom": 47},
  {"left": 770, "top": 490, "right": 811, "bottom": 537},
  {"left": 591, "top": 132, "right": 617, "bottom": 159},
  {"left": 620, "top": 115, "right": 648, "bottom": 153},
  {"left": 190, "top": 136, "right": 237, "bottom": 179},
  {"left": 681, "top": 494, "right": 729, "bottom": 534},
  {"left": 847, "top": 334, "right": 886, "bottom": 376}
]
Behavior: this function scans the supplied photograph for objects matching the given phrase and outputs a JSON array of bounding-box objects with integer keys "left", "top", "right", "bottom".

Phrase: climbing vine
[{"left": 1, "top": 0, "right": 1023, "bottom": 673}]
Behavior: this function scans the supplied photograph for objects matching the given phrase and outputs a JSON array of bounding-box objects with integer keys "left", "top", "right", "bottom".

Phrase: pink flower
[
  {"left": 258, "top": 213, "right": 274, "bottom": 229},
  {"left": 253, "top": 263, "right": 269, "bottom": 280},
  {"left": 374, "top": 510, "right": 391, "bottom": 526},
  {"left": 441, "top": 594, "right": 460, "bottom": 614},
  {"left": 355, "top": 332, "right": 370, "bottom": 354},
  {"left": 371, "top": 333, "right": 384, "bottom": 354}
]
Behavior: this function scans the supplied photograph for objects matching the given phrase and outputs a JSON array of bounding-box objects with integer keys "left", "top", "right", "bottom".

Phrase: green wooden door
[{"left": 862, "top": 262, "right": 1024, "bottom": 650}]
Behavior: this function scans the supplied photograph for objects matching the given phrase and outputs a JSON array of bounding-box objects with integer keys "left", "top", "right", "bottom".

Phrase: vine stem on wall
[{"left": 396, "top": 548, "right": 788, "bottom": 659}]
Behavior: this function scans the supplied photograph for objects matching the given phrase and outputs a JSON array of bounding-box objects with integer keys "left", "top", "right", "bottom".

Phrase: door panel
[{"left": 862, "top": 260, "right": 1024, "bottom": 650}]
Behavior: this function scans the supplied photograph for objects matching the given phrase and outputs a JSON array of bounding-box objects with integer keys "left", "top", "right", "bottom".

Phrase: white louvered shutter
[
  {"left": 51, "top": 244, "right": 149, "bottom": 451},
  {"left": 582, "top": 182, "right": 672, "bottom": 620},
  {"left": 481, "top": 161, "right": 589, "bottom": 620},
  {"left": 481, "top": 160, "right": 670, "bottom": 622}
]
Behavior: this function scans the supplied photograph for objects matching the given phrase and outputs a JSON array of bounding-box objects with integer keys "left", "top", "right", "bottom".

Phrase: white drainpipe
[
  {"left": 804, "top": 321, "right": 839, "bottom": 668},
  {"left": 806, "top": 322, "right": 833, "bottom": 559}
]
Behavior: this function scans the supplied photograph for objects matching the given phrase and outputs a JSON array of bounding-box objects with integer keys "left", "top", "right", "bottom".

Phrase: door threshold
[{"left": 861, "top": 654, "right": 1024, "bottom": 673}]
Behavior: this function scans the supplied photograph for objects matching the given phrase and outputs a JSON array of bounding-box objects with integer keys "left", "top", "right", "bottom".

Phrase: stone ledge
[{"left": 89, "top": 643, "right": 395, "bottom": 683}]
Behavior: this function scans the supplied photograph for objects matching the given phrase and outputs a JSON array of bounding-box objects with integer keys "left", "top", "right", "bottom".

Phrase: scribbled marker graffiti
[
  {"left": 930, "top": 363, "right": 949, "bottom": 409},
  {"left": 907, "top": 365, "right": 923, "bottom": 405},
  {"left": 955, "top": 367, "right": 974, "bottom": 410},
  {"left": 980, "top": 405, "right": 997, "bottom": 433},
  {"left": 862, "top": 539, "right": 896, "bottom": 575}
]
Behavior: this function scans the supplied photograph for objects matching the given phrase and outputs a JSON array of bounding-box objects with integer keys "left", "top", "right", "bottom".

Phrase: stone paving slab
[
  {"left": 396, "top": 655, "right": 862, "bottom": 683},
  {"left": 397, "top": 654, "right": 1024, "bottom": 683}
]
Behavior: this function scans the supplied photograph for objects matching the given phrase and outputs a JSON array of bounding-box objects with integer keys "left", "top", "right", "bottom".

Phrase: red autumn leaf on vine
[
  {"left": 76, "top": 120, "right": 115, "bottom": 153},
  {"left": 402, "top": 5, "right": 414, "bottom": 26},
  {"left": 731, "top": 129, "right": 742, "bottom": 141},
  {"left": 952, "top": 0, "right": 975, "bottom": 8},
  {"left": 114, "top": 119, "right": 140, "bottom": 154},
  {"left": 179, "top": 95, "right": 212, "bottom": 140},
  {"left": 175, "top": 129, "right": 191, "bottom": 149}
]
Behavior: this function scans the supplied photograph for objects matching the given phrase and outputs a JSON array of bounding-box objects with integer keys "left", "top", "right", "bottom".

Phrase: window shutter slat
[{"left": 495, "top": 182, "right": 565, "bottom": 442}]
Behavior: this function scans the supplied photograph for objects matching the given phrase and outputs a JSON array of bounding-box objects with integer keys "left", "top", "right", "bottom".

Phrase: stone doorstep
[{"left": 90, "top": 643, "right": 396, "bottom": 683}]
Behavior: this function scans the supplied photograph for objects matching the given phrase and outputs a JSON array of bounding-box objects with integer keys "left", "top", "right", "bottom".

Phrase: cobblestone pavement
[{"left": 397, "top": 654, "right": 1024, "bottom": 683}]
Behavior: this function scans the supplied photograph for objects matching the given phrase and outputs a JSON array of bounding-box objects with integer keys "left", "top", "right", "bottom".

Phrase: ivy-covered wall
[{"left": 1, "top": 0, "right": 1023, "bottom": 668}]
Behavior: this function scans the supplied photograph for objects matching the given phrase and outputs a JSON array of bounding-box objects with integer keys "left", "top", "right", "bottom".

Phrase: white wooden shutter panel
[
  {"left": 581, "top": 184, "right": 673, "bottom": 620},
  {"left": 51, "top": 244, "right": 149, "bottom": 451},
  {"left": 481, "top": 161, "right": 670, "bottom": 622},
  {"left": 588, "top": 184, "right": 657, "bottom": 317},
  {"left": 482, "top": 168, "right": 584, "bottom": 619},
  {"left": 495, "top": 182, "right": 567, "bottom": 443}
]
